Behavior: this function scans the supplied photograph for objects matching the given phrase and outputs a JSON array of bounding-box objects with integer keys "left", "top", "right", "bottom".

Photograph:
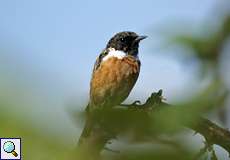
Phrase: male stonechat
[{"left": 78, "top": 31, "right": 147, "bottom": 156}]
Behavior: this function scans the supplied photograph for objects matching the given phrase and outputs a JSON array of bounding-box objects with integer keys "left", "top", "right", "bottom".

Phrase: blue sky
[
  {"left": 0, "top": 0, "right": 216, "bottom": 98},
  {"left": 0, "top": 0, "right": 220, "bottom": 145}
]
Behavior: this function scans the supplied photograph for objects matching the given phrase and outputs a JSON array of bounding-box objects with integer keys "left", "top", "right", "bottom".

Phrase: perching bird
[{"left": 78, "top": 31, "right": 147, "bottom": 158}]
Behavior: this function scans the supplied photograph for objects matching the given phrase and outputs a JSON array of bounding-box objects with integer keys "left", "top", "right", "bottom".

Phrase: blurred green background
[{"left": 0, "top": 0, "right": 230, "bottom": 159}]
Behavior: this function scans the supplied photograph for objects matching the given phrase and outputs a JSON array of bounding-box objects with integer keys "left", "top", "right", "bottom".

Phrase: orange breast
[{"left": 90, "top": 56, "right": 140, "bottom": 108}]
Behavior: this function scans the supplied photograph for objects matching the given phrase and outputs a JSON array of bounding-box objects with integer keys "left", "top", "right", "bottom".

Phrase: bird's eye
[{"left": 120, "top": 38, "right": 125, "bottom": 42}]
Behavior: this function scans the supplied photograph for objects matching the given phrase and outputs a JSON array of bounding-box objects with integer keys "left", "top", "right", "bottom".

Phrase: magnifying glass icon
[{"left": 3, "top": 141, "right": 18, "bottom": 157}]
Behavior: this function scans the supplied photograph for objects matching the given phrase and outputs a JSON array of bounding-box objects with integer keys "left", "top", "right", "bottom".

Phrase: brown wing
[{"left": 89, "top": 56, "right": 140, "bottom": 109}]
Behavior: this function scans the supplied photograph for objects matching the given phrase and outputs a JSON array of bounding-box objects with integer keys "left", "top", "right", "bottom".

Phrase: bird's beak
[{"left": 135, "top": 35, "right": 147, "bottom": 42}]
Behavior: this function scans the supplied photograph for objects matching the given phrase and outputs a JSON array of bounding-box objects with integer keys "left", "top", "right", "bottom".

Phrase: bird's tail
[
  {"left": 77, "top": 114, "right": 93, "bottom": 145},
  {"left": 77, "top": 103, "right": 92, "bottom": 145},
  {"left": 77, "top": 104, "right": 109, "bottom": 159}
]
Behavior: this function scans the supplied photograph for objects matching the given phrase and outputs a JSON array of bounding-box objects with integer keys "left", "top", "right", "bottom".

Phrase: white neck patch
[
  {"left": 102, "top": 48, "right": 139, "bottom": 62},
  {"left": 102, "top": 48, "right": 127, "bottom": 61}
]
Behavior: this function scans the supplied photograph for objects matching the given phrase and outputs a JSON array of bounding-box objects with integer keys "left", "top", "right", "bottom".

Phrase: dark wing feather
[
  {"left": 85, "top": 49, "right": 109, "bottom": 112},
  {"left": 93, "top": 49, "right": 108, "bottom": 71}
]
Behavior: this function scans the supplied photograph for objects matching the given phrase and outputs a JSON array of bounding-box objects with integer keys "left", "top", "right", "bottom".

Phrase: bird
[{"left": 77, "top": 31, "right": 147, "bottom": 158}]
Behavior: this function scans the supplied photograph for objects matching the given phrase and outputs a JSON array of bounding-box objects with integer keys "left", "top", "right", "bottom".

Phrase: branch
[
  {"left": 124, "top": 90, "right": 230, "bottom": 153},
  {"left": 78, "top": 90, "right": 230, "bottom": 159},
  {"left": 188, "top": 117, "right": 230, "bottom": 153}
]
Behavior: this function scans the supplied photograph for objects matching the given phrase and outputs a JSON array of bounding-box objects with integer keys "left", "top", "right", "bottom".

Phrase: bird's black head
[{"left": 106, "top": 31, "right": 147, "bottom": 56}]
